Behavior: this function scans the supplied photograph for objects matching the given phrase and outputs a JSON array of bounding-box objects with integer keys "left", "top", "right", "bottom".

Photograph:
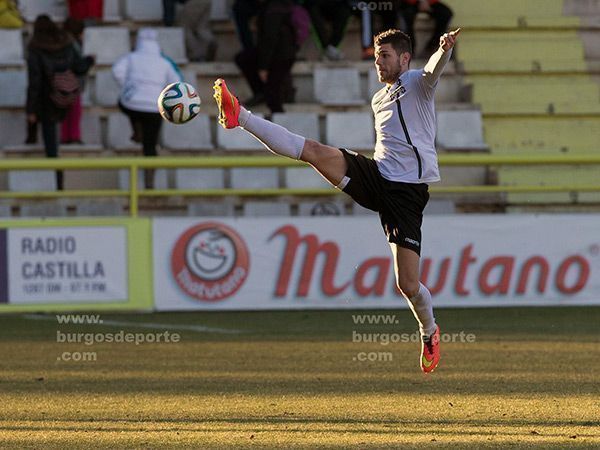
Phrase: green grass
[{"left": 0, "top": 307, "right": 598, "bottom": 449}]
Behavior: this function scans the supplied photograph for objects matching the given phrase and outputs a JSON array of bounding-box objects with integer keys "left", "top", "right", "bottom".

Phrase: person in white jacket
[{"left": 112, "top": 28, "right": 181, "bottom": 188}]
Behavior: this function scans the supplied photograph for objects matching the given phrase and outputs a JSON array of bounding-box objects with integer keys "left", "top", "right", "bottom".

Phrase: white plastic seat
[
  {"left": 0, "top": 30, "right": 24, "bottom": 66},
  {"left": 284, "top": 167, "right": 331, "bottom": 189},
  {"left": 83, "top": 27, "right": 130, "bottom": 65},
  {"left": 124, "top": 0, "right": 163, "bottom": 21},
  {"left": 174, "top": 169, "right": 224, "bottom": 190},
  {"left": 161, "top": 114, "right": 213, "bottom": 150},
  {"left": 0, "top": 71, "right": 26, "bottom": 106},
  {"left": 436, "top": 110, "right": 487, "bottom": 150},
  {"left": 325, "top": 112, "right": 374, "bottom": 150},
  {"left": 243, "top": 201, "right": 291, "bottom": 217},
  {"left": 94, "top": 69, "right": 121, "bottom": 106},
  {"left": 314, "top": 67, "right": 364, "bottom": 105},
  {"left": 217, "top": 113, "right": 265, "bottom": 150},
  {"left": 9, "top": 171, "right": 57, "bottom": 192},
  {"left": 272, "top": 113, "right": 320, "bottom": 141},
  {"left": 230, "top": 168, "right": 278, "bottom": 189}
]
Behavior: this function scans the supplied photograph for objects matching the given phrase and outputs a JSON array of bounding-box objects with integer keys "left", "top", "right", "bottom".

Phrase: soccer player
[{"left": 214, "top": 27, "right": 460, "bottom": 373}]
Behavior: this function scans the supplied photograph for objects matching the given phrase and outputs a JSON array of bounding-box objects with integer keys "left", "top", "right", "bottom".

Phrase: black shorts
[{"left": 338, "top": 148, "right": 429, "bottom": 255}]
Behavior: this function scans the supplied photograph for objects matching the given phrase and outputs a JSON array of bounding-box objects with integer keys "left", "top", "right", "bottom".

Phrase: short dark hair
[{"left": 374, "top": 29, "right": 412, "bottom": 55}]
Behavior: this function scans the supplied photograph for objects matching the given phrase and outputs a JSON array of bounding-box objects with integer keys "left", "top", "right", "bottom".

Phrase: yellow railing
[{"left": 2, "top": 154, "right": 600, "bottom": 217}]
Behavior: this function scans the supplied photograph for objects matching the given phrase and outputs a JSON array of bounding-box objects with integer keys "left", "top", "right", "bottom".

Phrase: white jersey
[{"left": 372, "top": 48, "right": 452, "bottom": 184}]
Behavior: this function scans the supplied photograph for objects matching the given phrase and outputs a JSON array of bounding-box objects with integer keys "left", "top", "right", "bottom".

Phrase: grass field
[{"left": 0, "top": 307, "right": 598, "bottom": 449}]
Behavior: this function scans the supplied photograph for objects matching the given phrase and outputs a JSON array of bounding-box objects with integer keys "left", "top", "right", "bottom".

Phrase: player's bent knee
[{"left": 398, "top": 280, "right": 419, "bottom": 299}]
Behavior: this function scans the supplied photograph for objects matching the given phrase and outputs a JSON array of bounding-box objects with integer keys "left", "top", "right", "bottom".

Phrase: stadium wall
[
  {"left": 153, "top": 215, "right": 600, "bottom": 310},
  {"left": 0, "top": 215, "right": 598, "bottom": 312},
  {"left": 0, "top": 218, "right": 153, "bottom": 313}
]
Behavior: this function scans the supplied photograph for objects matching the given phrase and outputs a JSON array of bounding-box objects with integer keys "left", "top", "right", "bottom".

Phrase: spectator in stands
[
  {"left": 0, "top": 0, "right": 23, "bottom": 28},
  {"left": 163, "top": 0, "right": 187, "bottom": 26},
  {"left": 179, "top": 0, "right": 217, "bottom": 61},
  {"left": 351, "top": 0, "right": 399, "bottom": 60},
  {"left": 398, "top": 0, "right": 452, "bottom": 58},
  {"left": 68, "top": 0, "right": 103, "bottom": 24},
  {"left": 304, "top": 0, "right": 352, "bottom": 61},
  {"left": 26, "top": 15, "right": 93, "bottom": 190},
  {"left": 61, "top": 17, "right": 89, "bottom": 145},
  {"left": 235, "top": 0, "right": 297, "bottom": 113},
  {"left": 232, "top": 0, "right": 259, "bottom": 50},
  {"left": 112, "top": 28, "right": 181, "bottom": 189}
]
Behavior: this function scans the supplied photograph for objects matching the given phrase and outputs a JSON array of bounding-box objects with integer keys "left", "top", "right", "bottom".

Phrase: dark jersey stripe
[{"left": 395, "top": 98, "right": 422, "bottom": 179}]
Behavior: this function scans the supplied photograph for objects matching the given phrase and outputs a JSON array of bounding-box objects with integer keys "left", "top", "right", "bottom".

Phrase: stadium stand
[
  {"left": 2, "top": 0, "right": 597, "bottom": 216},
  {"left": 452, "top": 0, "right": 600, "bottom": 205}
]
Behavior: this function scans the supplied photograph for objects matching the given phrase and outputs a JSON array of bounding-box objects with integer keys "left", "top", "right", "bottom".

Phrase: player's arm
[{"left": 422, "top": 28, "right": 461, "bottom": 88}]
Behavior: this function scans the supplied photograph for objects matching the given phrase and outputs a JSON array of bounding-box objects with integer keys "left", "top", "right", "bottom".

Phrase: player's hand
[{"left": 440, "top": 28, "right": 461, "bottom": 52}]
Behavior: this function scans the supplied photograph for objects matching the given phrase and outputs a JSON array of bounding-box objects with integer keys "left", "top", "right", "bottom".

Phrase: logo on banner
[{"left": 171, "top": 222, "right": 249, "bottom": 301}]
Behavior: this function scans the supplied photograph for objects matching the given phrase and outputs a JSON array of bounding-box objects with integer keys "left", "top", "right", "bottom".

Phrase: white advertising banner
[
  {"left": 153, "top": 215, "right": 600, "bottom": 310},
  {"left": 6, "top": 226, "right": 128, "bottom": 304}
]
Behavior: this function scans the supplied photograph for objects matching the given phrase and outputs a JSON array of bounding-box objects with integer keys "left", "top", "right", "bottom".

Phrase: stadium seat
[
  {"left": 75, "top": 200, "right": 124, "bottom": 216},
  {"left": 484, "top": 117, "right": 600, "bottom": 154},
  {"left": 0, "top": 111, "right": 29, "bottom": 148},
  {"left": 103, "top": 0, "right": 122, "bottom": 22},
  {"left": 94, "top": 69, "right": 121, "bottom": 106},
  {"left": 272, "top": 113, "right": 320, "bottom": 141},
  {"left": 174, "top": 169, "right": 225, "bottom": 190},
  {"left": 284, "top": 167, "right": 331, "bottom": 189},
  {"left": 0, "top": 70, "right": 26, "bottom": 107},
  {"left": 161, "top": 114, "right": 213, "bottom": 150},
  {"left": 107, "top": 114, "right": 137, "bottom": 150},
  {"left": 216, "top": 113, "right": 265, "bottom": 150},
  {"left": 351, "top": 202, "right": 377, "bottom": 216},
  {"left": 8, "top": 171, "right": 57, "bottom": 192},
  {"left": 230, "top": 168, "right": 279, "bottom": 189},
  {"left": 0, "top": 30, "right": 24, "bottom": 66},
  {"left": 20, "top": 202, "right": 68, "bottom": 217},
  {"left": 313, "top": 67, "right": 364, "bottom": 105},
  {"left": 243, "top": 201, "right": 291, "bottom": 216},
  {"left": 118, "top": 169, "right": 169, "bottom": 190},
  {"left": 210, "top": 0, "right": 231, "bottom": 20},
  {"left": 20, "top": 0, "right": 66, "bottom": 22},
  {"left": 436, "top": 110, "right": 487, "bottom": 151},
  {"left": 61, "top": 113, "right": 104, "bottom": 152},
  {"left": 0, "top": 203, "right": 11, "bottom": 217},
  {"left": 83, "top": 27, "right": 130, "bottom": 65},
  {"left": 154, "top": 27, "right": 188, "bottom": 64},
  {"left": 468, "top": 75, "right": 600, "bottom": 114},
  {"left": 297, "top": 200, "right": 345, "bottom": 216},
  {"left": 124, "top": 0, "right": 163, "bottom": 21},
  {"left": 423, "top": 199, "right": 457, "bottom": 215},
  {"left": 187, "top": 201, "right": 236, "bottom": 217},
  {"left": 367, "top": 68, "right": 384, "bottom": 98},
  {"left": 325, "top": 112, "right": 374, "bottom": 150}
]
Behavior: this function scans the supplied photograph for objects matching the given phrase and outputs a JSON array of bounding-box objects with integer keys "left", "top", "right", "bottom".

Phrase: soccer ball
[{"left": 157, "top": 82, "right": 201, "bottom": 124}]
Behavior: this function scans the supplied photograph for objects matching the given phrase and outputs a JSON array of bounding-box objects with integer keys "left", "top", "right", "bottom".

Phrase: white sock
[
  {"left": 407, "top": 283, "right": 437, "bottom": 337},
  {"left": 239, "top": 107, "right": 305, "bottom": 160}
]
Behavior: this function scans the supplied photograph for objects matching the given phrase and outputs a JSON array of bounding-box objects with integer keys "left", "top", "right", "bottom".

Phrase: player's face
[{"left": 374, "top": 43, "right": 409, "bottom": 84}]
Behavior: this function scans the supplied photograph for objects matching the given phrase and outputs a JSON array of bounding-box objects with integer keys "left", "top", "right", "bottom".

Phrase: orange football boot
[
  {"left": 213, "top": 78, "right": 240, "bottom": 129},
  {"left": 420, "top": 325, "right": 441, "bottom": 373}
]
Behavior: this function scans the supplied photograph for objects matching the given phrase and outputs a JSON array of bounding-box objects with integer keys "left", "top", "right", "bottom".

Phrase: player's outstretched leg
[{"left": 213, "top": 78, "right": 304, "bottom": 160}]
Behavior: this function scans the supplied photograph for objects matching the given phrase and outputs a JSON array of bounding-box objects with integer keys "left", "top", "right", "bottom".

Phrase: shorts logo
[
  {"left": 171, "top": 222, "right": 250, "bottom": 302},
  {"left": 404, "top": 237, "right": 420, "bottom": 247}
]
